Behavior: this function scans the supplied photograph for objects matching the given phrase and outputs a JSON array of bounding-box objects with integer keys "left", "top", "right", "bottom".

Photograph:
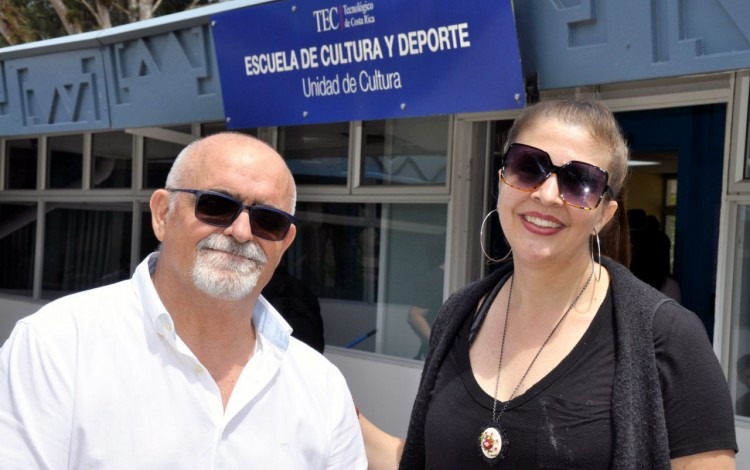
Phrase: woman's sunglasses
[
  {"left": 501, "top": 143, "right": 612, "bottom": 210},
  {"left": 167, "top": 188, "right": 295, "bottom": 241}
]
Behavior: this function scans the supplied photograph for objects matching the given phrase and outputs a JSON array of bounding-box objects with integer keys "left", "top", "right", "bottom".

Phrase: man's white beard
[{"left": 192, "top": 234, "right": 267, "bottom": 301}]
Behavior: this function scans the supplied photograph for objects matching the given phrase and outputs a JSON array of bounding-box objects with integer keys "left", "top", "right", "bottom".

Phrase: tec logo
[{"left": 312, "top": 7, "right": 340, "bottom": 32}]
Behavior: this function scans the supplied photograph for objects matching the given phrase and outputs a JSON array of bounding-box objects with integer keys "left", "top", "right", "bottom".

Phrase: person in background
[
  {"left": 629, "top": 209, "right": 682, "bottom": 302},
  {"left": 736, "top": 353, "right": 750, "bottom": 417},
  {"left": 406, "top": 234, "right": 446, "bottom": 360},
  {"left": 360, "top": 99, "right": 736, "bottom": 469},
  {"left": 0, "top": 133, "right": 366, "bottom": 469},
  {"left": 262, "top": 260, "right": 325, "bottom": 353}
]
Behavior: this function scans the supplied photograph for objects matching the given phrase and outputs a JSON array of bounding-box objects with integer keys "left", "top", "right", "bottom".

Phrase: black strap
[{"left": 468, "top": 272, "right": 511, "bottom": 346}]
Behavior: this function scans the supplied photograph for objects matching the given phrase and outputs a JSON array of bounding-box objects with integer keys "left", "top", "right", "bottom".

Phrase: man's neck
[{"left": 152, "top": 267, "right": 259, "bottom": 409}]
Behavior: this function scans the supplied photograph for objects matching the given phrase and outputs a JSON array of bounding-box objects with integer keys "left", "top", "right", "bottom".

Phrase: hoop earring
[
  {"left": 590, "top": 229, "right": 602, "bottom": 281},
  {"left": 480, "top": 210, "right": 511, "bottom": 263}
]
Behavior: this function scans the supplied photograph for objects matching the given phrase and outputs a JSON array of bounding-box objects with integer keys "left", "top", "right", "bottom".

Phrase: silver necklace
[{"left": 477, "top": 270, "right": 593, "bottom": 464}]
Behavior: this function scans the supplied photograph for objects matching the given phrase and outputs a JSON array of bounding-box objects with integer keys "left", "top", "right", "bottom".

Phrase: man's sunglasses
[
  {"left": 501, "top": 143, "right": 612, "bottom": 210},
  {"left": 167, "top": 188, "right": 295, "bottom": 241}
]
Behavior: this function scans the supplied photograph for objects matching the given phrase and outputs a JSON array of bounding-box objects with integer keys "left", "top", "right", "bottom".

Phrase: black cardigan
[{"left": 399, "top": 257, "right": 671, "bottom": 470}]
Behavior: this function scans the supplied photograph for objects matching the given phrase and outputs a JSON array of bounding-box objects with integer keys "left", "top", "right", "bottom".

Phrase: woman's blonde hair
[{"left": 504, "top": 98, "right": 629, "bottom": 198}]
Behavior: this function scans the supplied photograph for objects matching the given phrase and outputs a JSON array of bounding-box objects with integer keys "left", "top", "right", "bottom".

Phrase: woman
[{"left": 361, "top": 99, "right": 737, "bottom": 469}]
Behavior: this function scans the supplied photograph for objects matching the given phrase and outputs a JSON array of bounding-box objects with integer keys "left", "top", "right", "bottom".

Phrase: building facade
[{"left": 1, "top": 0, "right": 749, "bottom": 460}]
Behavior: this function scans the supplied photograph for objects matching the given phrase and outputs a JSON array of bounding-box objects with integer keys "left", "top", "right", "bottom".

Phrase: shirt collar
[
  {"left": 133, "top": 252, "right": 292, "bottom": 351},
  {"left": 132, "top": 252, "right": 174, "bottom": 340},
  {"left": 254, "top": 295, "right": 292, "bottom": 351}
]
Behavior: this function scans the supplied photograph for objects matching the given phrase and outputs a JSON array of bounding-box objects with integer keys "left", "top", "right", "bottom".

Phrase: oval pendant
[{"left": 477, "top": 424, "right": 507, "bottom": 464}]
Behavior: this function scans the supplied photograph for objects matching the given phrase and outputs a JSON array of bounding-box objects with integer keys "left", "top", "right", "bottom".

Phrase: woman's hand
[{"left": 359, "top": 413, "right": 405, "bottom": 470}]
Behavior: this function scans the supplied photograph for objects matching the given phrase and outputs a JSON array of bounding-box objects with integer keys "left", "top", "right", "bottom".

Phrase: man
[{"left": 0, "top": 133, "right": 366, "bottom": 469}]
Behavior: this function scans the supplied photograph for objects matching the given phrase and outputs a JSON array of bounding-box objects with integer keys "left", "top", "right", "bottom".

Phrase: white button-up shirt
[{"left": 0, "top": 254, "right": 366, "bottom": 469}]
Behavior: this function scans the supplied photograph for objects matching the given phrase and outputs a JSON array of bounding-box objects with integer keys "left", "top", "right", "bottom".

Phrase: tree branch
[
  {"left": 0, "top": 17, "right": 18, "bottom": 46},
  {"left": 151, "top": 0, "right": 165, "bottom": 17},
  {"left": 138, "top": 0, "right": 154, "bottom": 20},
  {"left": 48, "top": 0, "right": 83, "bottom": 35},
  {"left": 76, "top": 0, "right": 100, "bottom": 20}
]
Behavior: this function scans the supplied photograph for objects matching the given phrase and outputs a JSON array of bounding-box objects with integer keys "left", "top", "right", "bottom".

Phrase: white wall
[
  {"left": 320, "top": 298, "right": 425, "bottom": 359},
  {"left": 319, "top": 298, "right": 377, "bottom": 351},
  {"left": 737, "top": 422, "right": 749, "bottom": 467},
  {"left": 325, "top": 346, "right": 422, "bottom": 437}
]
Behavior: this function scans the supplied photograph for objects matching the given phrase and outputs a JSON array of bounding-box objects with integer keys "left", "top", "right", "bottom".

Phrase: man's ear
[
  {"left": 149, "top": 189, "right": 171, "bottom": 242},
  {"left": 281, "top": 223, "right": 297, "bottom": 253}
]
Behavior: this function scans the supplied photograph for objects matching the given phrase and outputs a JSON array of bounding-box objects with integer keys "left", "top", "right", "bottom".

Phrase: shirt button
[
  {"left": 194, "top": 364, "right": 206, "bottom": 374},
  {"left": 155, "top": 315, "right": 174, "bottom": 337}
]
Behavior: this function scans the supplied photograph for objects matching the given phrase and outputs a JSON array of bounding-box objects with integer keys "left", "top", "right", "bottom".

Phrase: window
[
  {"left": 143, "top": 137, "right": 185, "bottom": 189},
  {"left": 360, "top": 115, "right": 450, "bottom": 186},
  {"left": 42, "top": 203, "right": 133, "bottom": 300},
  {"left": 0, "top": 115, "right": 453, "bottom": 361},
  {"left": 92, "top": 131, "right": 133, "bottom": 188},
  {"left": 47, "top": 135, "right": 83, "bottom": 189},
  {"left": 0, "top": 132, "right": 150, "bottom": 301},
  {"left": 730, "top": 72, "right": 750, "bottom": 193},
  {"left": 5, "top": 139, "right": 38, "bottom": 190},
  {"left": 143, "top": 125, "right": 192, "bottom": 189},
  {"left": 284, "top": 201, "right": 447, "bottom": 359},
  {"left": 201, "top": 121, "right": 257, "bottom": 138},
  {"left": 663, "top": 176, "right": 678, "bottom": 270},
  {"left": 278, "top": 122, "right": 350, "bottom": 186},
  {"left": 0, "top": 202, "right": 36, "bottom": 296},
  {"left": 730, "top": 204, "right": 750, "bottom": 417}
]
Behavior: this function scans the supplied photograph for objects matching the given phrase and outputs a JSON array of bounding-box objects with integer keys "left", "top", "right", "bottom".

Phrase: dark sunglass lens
[
  {"left": 250, "top": 207, "right": 290, "bottom": 241},
  {"left": 504, "top": 146, "right": 549, "bottom": 189},
  {"left": 195, "top": 193, "right": 240, "bottom": 226},
  {"left": 559, "top": 163, "right": 608, "bottom": 208}
]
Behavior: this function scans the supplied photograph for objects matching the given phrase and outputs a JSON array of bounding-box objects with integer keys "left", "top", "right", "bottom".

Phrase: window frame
[
  {"left": 0, "top": 117, "right": 455, "bottom": 306},
  {"left": 728, "top": 72, "right": 750, "bottom": 193},
  {"left": 284, "top": 117, "right": 455, "bottom": 201}
]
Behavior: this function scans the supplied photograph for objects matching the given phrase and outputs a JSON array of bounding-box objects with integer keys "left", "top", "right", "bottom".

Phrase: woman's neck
[{"left": 508, "top": 257, "right": 599, "bottom": 317}]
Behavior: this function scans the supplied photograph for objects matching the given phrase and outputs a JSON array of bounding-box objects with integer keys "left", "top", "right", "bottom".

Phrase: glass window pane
[
  {"left": 202, "top": 121, "right": 258, "bottom": 137},
  {"left": 5, "top": 139, "right": 38, "bottom": 189},
  {"left": 42, "top": 203, "right": 132, "bottom": 300},
  {"left": 361, "top": 115, "right": 449, "bottom": 186},
  {"left": 380, "top": 204, "right": 447, "bottom": 359},
  {"left": 143, "top": 138, "right": 184, "bottom": 189},
  {"left": 278, "top": 122, "right": 349, "bottom": 185},
  {"left": 0, "top": 202, "right": 36, "bottom": 296},
  {"left": 665, "top": 178, "right": 678, "bottom": 207},
  {"left": 202, "top": 121, "right": 227, "bottom": 136},
  {"left": 47, "top": 135, "right": 83, "bottom": 189},
  {"left": 732, "top": 204, "right": 750, "bottom": 417},
  {"left": 284, "top": 202, "right": 380, "bottom": 351},
  {"left": 283, "top": 201, "right": 447, "bottom": 359},
  {"left": 92, "top": 131, "right": 133, "bottom": 188}
]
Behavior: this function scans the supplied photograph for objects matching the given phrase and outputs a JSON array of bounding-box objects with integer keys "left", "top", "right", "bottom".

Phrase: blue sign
[{"left": 212, "top": 0, "right": 525, "bottom": 128}]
